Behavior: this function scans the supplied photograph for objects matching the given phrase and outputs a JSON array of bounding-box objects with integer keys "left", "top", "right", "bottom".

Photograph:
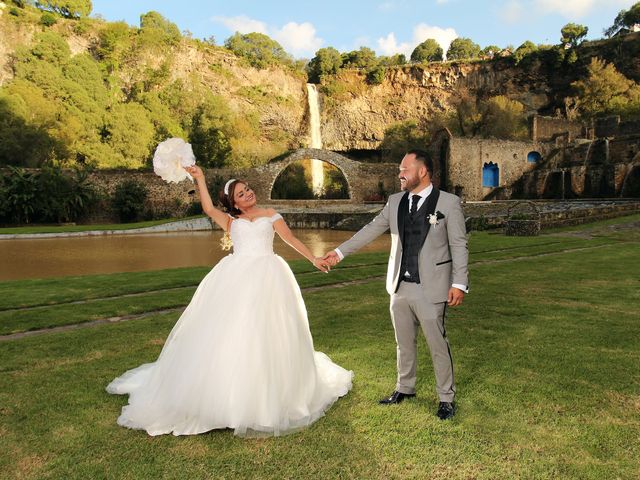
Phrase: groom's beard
[{"left": 400, "top": 177, "right": 420, "bottom": 191}]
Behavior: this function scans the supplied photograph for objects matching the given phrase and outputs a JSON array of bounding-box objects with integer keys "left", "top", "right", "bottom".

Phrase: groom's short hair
[{"left": 406, "top": 149, "right": 433, "bottom": 176}]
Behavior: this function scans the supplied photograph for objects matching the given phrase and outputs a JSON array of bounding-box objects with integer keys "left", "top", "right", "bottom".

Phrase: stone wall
[
  {"left": 595, "top": 116, "right": 640, "bottom": 138},
  {"left": 83, "top": 149, "right": 400, "bottom": 222},
  {"left": 86, "top": 170, "right": 198, "bottom": 223},
  {"left": 530, "top": 115, "right": 586, "bottom": 143},
  {"left": 509, "top": 135, "right": 640, "bottom": 198},
  {"left": 444, "top": 137, "right": 553, "bottom": 201}
]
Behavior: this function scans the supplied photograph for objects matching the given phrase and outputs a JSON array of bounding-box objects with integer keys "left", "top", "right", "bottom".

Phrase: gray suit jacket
[{"left": 337, "top": 188, "right": 469, "bottom": 303}]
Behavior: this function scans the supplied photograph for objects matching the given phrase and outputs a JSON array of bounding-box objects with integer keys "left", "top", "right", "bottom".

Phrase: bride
[{"left": 106, "top": 166, "right": 353, "bottom": 437}]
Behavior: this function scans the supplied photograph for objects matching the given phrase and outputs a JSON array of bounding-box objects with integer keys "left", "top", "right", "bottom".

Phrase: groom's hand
[
  {"left": 323, "top": 251, "right": 341, "bottom": 267},
  {"left": 447, "top": 287, "right": 465, "bottom": 307}
]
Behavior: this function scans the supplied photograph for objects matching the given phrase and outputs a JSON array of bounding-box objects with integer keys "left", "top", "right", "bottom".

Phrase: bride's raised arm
[{"left": 185, "top": 166, "right": 230, "bottom": 231}]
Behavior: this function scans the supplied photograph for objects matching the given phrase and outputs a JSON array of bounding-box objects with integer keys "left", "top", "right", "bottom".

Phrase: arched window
[
  {"left": 528, "top": 151, "right": 542, "bottom": 163},
  {"left": 482, "top": 162, "right": 499, "bottom": 188}
]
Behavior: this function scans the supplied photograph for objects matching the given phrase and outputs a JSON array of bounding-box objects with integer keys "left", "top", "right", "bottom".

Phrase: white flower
[
  {"left": 153, "top": 138, "right": 196, "bottom": 183},
  {"left": 428, "top": 214, "right": 439, "bottom": 225}
]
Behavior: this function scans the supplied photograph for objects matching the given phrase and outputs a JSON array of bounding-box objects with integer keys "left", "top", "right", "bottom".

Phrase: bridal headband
[{"left": 224, "top": 179, "right": 236, "bottom": 196}]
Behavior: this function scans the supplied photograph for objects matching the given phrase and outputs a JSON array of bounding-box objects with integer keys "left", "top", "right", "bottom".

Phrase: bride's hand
[
  {"left": 312, "top": 257, "right": 330, "bottom": 273},
  {"left": 185, "top": 165, "right": 204, "bottom": 180}
]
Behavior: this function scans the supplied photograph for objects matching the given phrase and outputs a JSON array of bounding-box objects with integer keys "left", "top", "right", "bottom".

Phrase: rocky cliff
[
  {"left": 1, "top": 5, "right": 639, "bottom": 159},
  {"left": 320, "top": 33, "right": 640, "bottom": 151}
]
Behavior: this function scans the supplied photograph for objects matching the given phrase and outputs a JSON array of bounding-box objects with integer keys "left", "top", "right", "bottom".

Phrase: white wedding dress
[{"left": 106, "top": 213, "right": 353, "bottom": 437}]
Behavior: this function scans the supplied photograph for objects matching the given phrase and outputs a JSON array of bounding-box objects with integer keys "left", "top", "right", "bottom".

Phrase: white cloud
[
  {"left": 272, "top": 22, "right": 323, "bottom": 57},
  {"left": 377, "top": 32, "right": 413, "bottom": 56},
  {"left": 213, "top": 15, "right": 267, "bottom": 34},
  {"left": 377, "top": 24, "right": 458, "bottom": 59},
  {"left": 413, "top": 24, "right": 458, "bottom": 55},
  {"left": 213, "top": 16, "right": 323, "bottom": 57}
]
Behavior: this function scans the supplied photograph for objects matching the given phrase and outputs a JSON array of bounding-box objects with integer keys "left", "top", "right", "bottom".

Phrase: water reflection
[{"left": 1, "top": 230, "right": 390, "bottom": 281}]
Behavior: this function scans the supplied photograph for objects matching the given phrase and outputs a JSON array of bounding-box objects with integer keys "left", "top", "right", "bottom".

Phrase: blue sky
[{"left": 91, "top": 0, "right": 637, "bottom": 58}]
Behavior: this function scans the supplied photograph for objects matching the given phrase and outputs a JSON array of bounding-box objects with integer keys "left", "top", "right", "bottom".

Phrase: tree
[
  {"left": 95, "top": 21, "right": 131, "bottom": 71},
  {"left": 513, "top": 41, "right": 538, "bottom": 65},
  {"left": 224, "top": 32, "right": 291, "bottom": 69},
  {"left": 0, "top": 93, "right": 61, "bottom": 167},
  {"left": 377, "top": 53, "right": 406, "bottom": 66},
  {"left": 102, "top": 102, "right": 156, "bottom": 168},
  {"left": 452, "top": 93, "right": 482, "bottom": 137},
  {"left": 604, "top": 2, "right": 640, "bottom": 37},
  {"left": 446, "top": 37, "right": 481, "bottom": 61},
  {"left": 271, "top": 162, "right": 314, "bottom": 199},
  {"left": 35, "top": 0, "right": 92, "bottom": 18},
  {"left": 560, "top": 23, "right": 588, "bottom": 48},
  {"left": 366, "top": 65, "right": 386, "bottom": 85},
  {"left": 479, "top": 96, "right": 528, "bottom": 140},
  {"left": 189, "top": 98, "right": 233, "bottom": 168},
  {"left": 112, "top": 179, "right": 148, "bottom": 222},
  {"left": 341, "top": 47, "right": 378, "bottom": 69},
  {"left": 480, "top": 45, "right": 501, "bottom": 58},
  {"left": 410, "top": 38, "right": 443, "bottom": 62},
  {"left": 30, "top": 31, "right": 71, "bottom": 64},
  {"left": 139, "top": 11, "right": 181, "bottom": 46},
  {"left": 380, "top": 120, "right": 429, "bottom": 162},
  {"left": 571, "top": 57, "right": 640, "bottom": 118},
  {"left": 306, "top": 47, "right": 343, "bottom": 83}
]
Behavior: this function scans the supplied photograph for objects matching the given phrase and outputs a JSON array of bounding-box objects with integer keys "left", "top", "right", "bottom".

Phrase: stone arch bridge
[{"left": 227, "top": 148, "right": 398, "bottom": 204}]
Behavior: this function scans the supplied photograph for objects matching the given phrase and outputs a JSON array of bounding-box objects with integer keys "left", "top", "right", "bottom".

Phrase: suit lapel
[
  {"left": 397, "top": 191, "right": 409, "bottom": 246},
  {"left": 418, "top": 187, "right": 440, "bottom": 248}
]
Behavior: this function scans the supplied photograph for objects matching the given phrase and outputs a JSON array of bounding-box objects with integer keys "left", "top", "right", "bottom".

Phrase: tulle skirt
[{"left": 106, "top": 253, "right": 353, "bottom": 437}]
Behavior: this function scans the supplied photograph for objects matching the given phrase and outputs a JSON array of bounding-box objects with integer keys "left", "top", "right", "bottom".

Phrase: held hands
[
  {"left": 322, "top": 250, "right": 341, "bottom": 267},
  {"left": 312, "top": 257, "right": 331, "bottom": 273}
]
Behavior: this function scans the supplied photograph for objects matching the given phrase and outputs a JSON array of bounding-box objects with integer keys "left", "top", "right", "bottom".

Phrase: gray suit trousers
[{"left": 391, "top": 282, "right": 455, "bottom": 402}]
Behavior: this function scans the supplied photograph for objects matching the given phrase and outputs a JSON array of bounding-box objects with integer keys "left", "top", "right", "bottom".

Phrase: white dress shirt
[{"left": 335, "top": 184, "right": 468, "bottom": 293}]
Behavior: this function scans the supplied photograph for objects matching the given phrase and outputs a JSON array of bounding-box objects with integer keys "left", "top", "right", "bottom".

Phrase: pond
[{"left": 1, "top": 229, "right": 391, "bottom": 281}]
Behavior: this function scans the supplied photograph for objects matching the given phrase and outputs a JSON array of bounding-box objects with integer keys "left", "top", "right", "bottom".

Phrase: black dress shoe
[
  {"left": 436, "top": 401, "right": 456, "bottom": 420},
  {"left": 379, "top": 391, "right": 416, "bottom": 405}
]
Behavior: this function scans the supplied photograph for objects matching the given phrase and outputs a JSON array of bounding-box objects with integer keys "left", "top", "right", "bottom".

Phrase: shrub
[
  {"left": 185, "top": 201, "right": 203, "bottom": 216},
  {"left": 0, "top": 166, "right": 99, "bottom": 224},
  {"left": 224, "top": 32, "right": 292, "bottom": 69},
  {"left": 40, "top": 12, "right": 57, "bottom": 26},
  {"left": 366, "top": 66, "right": 386, "bottom": 85},
  {"left": 322, "top": 167, "right": 349, "bottom": 199},
  {"left": 0, "top": 167, "right": 37, "bottom": 224},
  {"left": 111, "top": 179, "right": 148, "bottom": 223}
]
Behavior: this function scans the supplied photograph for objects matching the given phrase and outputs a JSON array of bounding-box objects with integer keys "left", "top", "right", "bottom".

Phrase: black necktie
[{"left": 410, "top": 195, "right": 420, "bottom": 216}]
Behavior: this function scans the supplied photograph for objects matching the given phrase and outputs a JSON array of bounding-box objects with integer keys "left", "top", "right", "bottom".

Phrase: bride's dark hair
[
  {"left": 218, "top": 180, "right": 245, "bottom": 251},
  {"left": 218, "top": 180, "right": 244, "bottom": 217}
]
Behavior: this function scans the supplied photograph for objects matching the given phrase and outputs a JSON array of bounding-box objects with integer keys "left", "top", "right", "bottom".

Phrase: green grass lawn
[{"left": 0, "top": 215, "right": 639, "bottom": 479}]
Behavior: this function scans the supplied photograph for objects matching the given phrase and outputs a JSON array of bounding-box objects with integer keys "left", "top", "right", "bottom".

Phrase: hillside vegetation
[
  {"left": 0, "top": 3, "right": 306, "bottom": 169},
  {"left": 1, "top": 1, "right": 640, "bottom": 170}
]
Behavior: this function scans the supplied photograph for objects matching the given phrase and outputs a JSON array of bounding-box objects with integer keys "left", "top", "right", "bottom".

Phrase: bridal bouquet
[{"left": 152, "top": 138, "right": 196, "bottom": 183}]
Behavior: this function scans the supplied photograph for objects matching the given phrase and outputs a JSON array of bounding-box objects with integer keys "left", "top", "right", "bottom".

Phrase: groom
[{"left": 324, "top": 149, "right": 468, "bottom": 420}]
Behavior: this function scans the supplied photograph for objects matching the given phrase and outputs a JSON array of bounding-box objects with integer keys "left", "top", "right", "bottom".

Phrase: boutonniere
[{"left": 428, "top": 211, "right": 445, "bottom": 225}]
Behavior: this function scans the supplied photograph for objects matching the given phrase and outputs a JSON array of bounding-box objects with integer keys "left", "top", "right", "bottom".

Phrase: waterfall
[{"left": 306, "top": 83, "right": 324, "bottom": 195}]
